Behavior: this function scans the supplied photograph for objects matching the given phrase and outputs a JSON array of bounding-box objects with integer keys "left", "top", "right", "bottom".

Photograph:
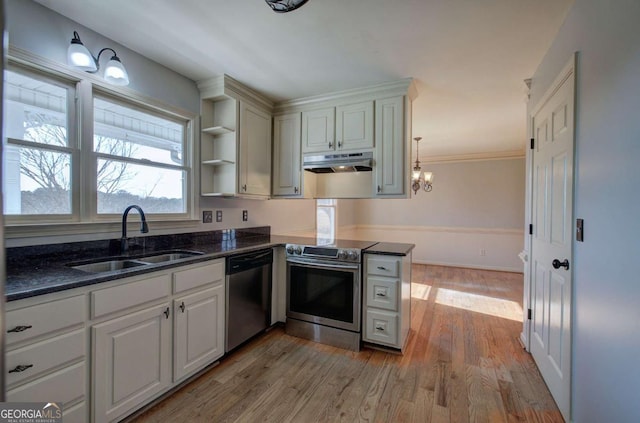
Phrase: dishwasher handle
[{"left": 226, "top": 248, "right": 273, "bottom": 275}]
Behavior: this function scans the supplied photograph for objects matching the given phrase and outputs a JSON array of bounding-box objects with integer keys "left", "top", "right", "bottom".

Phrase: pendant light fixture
[
  {"left": 67, "top": 31, "right": 130, "bottom": 86},
  {"left": 265, "top": 0, "right": 309, "bottom": 13},
  {"left": 411, "top": 137, "right": 434, "bottom": 194}
]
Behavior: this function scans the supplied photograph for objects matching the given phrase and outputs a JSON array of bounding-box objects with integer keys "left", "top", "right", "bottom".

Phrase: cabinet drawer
[
  {"left": 173, "top": 260, "right": 224, "bottom": 293},
  {"left": 7, "top": 361, "right": 85, "bottom": 406},
  {"left": 91, "top": 273, "right": 170, "bottom": 319},
  {"left": 6, "top": 329, "right": 85, "bottom": 388},
  {"left": 365, "top": 310, "right": 399, "bottom": 346},
  {"left": 367, "top": 256, "right": 400, "bottom": 277},
  {"left": 6, "top": 295, "right": 85, "bottom": 346},
  {"left": 366, "top": 277, "right": 399, "bottom": 311}
]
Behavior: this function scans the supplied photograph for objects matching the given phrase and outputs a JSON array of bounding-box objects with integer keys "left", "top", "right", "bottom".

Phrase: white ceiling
[{"left": 34, "top": 0, "right": 573, "bottom": 159}]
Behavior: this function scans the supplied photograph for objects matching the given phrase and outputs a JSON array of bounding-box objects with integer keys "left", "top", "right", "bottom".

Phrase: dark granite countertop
[
  {"left": 5, "top": 228, "right": 413, "bottom": 302},
  {"left": 364, "top": 242, "right": 415, "bottom": 256}
]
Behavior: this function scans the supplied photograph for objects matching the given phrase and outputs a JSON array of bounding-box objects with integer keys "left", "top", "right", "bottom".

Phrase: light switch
[{"left": 216, "top": 210, "right": 223, "bottom": 222}]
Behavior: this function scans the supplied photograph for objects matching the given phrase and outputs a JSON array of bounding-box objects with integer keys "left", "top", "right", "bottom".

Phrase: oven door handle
[{"left": 287, "top": 258, "right": 360, "bottom": 271}]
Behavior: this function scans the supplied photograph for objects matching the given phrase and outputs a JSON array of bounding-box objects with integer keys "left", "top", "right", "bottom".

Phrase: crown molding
[
  {"left": 274, "top": 77, "right": 416, "bottom": 114},
  {"left": 197, "top": 74, "right": 274, "bottom": 111}
]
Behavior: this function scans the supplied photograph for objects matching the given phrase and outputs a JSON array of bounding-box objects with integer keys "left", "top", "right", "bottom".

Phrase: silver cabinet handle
[
  {"left": 7, "top": 325, "right": 32, "bottom": 333},
  {"left": 179, "top": 302, "right": 185, "bottom": 313},
  {"left": 377, "top": 266, "right": 388, "bottom": 271},
  {"left": 163, "top": 307, "right": 170, "bottom": 319},
  {"left": 377, "top": 185, "right": 382, "bottom": 193},
  {"left": 338, "top": 141, "right": 342, "bottom": 148},
  {"left": 328, "top": 142, "right": 333, "bottom": 148},
  {"left": 376, "top": 292, "right": 387, "bottom": 297},
  {"left": 294, "top": 187, "right": 299, "bottom": 194},
  {"left": 375, "top": 326, "right": 385, "bottom": 331},
  {"left": 242, "top": 184, "right": 247, "bottom": 192},
  {"left": 9, "top": 364, "right": 33, "bottom": 373}
]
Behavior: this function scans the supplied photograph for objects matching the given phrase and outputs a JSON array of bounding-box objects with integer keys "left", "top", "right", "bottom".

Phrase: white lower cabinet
[
  {"left": 92, "top": 303, "right": 172, "bottom": 423},
  {"left": 5, "top": 294, "right": 87, "bottom": 422},
  {"left": 362, "top": 253, "right": 412, "bottom": 351},
  {"left": 174, "top": 284, "right": 225, "bottom": 381},
  {"left": 8, "top": 258, "right": 227, "bottom": 423}
]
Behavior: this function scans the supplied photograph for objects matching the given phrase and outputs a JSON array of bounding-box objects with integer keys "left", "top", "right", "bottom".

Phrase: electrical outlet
[
  {"left": 202, "top": 210, "right": 213, "bottom": 223},
  {"left": 216, "top": 210, "right": 223, "bottom": 222},
  {"left": 242, "top": 210, "right": 248, "bottom": 221},
  {"left": 480, "top": 249, "right": 487, "bottom": 256}
]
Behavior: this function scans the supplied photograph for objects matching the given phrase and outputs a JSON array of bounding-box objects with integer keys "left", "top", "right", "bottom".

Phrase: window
[
  {"left": 316, "top": 199, "right": 337, "bottom": 244},
  {"left": 93, "top": 96, "right": 188, "bottom": 215},
  {"left": 3, "top": 62, "right": 194, "bottom": 228},
  {"left": 3, "top": 69, "right": 76, "bottom": 217}
]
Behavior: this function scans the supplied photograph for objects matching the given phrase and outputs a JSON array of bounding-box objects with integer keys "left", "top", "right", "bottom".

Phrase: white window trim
[{"left": 4, "top": 47, "right": 199, "bottom": 239}]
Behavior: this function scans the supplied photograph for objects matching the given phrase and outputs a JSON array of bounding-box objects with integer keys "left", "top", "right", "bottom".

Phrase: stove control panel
[{"left": 285, "top": 244, "right": 360, "bottom": 262}]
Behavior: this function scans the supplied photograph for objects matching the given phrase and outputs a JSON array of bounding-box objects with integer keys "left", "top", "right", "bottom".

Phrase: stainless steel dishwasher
[{"left": 225, "top": 248, "right": 273, "bottom": 352}]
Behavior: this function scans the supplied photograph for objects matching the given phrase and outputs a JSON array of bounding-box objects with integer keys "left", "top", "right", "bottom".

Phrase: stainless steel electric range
[{"left": 285, "top": 239, "right": 378, "bottom": 351}]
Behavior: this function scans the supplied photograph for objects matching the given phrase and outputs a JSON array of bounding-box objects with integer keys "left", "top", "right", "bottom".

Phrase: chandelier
[
  {"left": 411, "top": 137, "right": 434, "bottom": 194},
  {"left": 265, "top": 0, "right": 309, "bottom": 13}
]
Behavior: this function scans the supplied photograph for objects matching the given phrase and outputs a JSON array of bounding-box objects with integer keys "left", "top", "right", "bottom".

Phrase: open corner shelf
[
  {"left": 202, "top": 126, "right": 234, "bottom": 136},
  {"left": 201, "top": 159, "right": 235, "bottom": 166}
]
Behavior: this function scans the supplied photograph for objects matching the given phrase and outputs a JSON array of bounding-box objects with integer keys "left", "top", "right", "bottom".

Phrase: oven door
[{"left": 286, "top": 258, "right": 361, "bottom": 332}]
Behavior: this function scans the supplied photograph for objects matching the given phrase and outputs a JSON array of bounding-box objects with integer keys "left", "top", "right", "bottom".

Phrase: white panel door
[
  {"left": 530, "top": 57, "right": 575, "bottom": 422},
  {"left": 238, "top": 101, "right": 272, "bottom": 197},
  {"left": 374, "top": 96, "right": 405, "bottom": 196},
  {"left": 301, "top": 107, "right": 335, "bottom": 153},
  {"left": 272, "top": 113, "right": 302, "bottom": 196},
  {"left": 335, "top": 101, "right": 374, "bottom": 151},
  {"left": 174, "top": 285, "right": 225, "bottom": 381},
  {"left": 92, "top": 303, "right": 172, "bottom": 423}
]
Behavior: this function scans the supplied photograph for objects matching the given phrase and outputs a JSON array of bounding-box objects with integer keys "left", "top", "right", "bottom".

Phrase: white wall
[
  {"left": 6, "top": 0, "right": 199, "bottom": 114},
  {"left": 529, "top": 0, "right": 640, "bottom": 421},
  {"left": 340, "top": 158, "right": 526, "bottom": 272}
]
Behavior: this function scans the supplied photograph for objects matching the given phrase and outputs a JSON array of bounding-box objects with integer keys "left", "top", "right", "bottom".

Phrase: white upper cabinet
[
  {"left": 374, "top": 96, "right": 406, "bottom": 196},
  {"left": 336, "top": 100, "right": 374, "bottom": 151},
  {"left": 272, "top": 113, "right": 302, "bottom": 197},
  {"left": 198, "top": 75, "right": 274, "bottom": 198},
  {"left": 301, "top": 101, "right": 374, "bottom": 154},
  {"left": 238, "top": 101, "right": 272, "bottom": 197},
  {"left": 302, "top": 107, "right": 335, "bottom": 153}
]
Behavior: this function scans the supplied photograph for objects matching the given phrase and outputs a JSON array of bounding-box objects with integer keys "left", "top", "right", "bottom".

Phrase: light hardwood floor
[{"left": 130, "top": 265, "right": 563, "bottom": 423}]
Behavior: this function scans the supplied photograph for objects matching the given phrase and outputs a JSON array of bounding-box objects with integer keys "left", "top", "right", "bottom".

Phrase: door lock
[{"left": 552, "top": 259, "right": 570, "bottom": 270}]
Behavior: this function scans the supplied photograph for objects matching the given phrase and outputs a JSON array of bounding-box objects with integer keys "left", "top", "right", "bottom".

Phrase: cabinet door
[
  {"left": 374, "top": 96, "right": 405, "bottom": 196},
  {"left": 174, "top": 285, "right": 225, "bottom": 381},
  {"left": 302, "top": 107, "right": 335, "bottom": 153},
  {"left": 93, "top": 303, "right": 172, "bottom": 423},
  {"left": 336, "top": 101, "right": 374, "bottom": 151},
  {"left": 272, "top": 113, "right": 302, "bottom": 196},
  {"left": 238, "top": 102, "right": 272, "bottom": 197}
]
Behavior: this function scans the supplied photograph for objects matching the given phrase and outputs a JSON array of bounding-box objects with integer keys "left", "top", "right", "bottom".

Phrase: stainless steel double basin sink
[{"left": 69, "top": 250, "right": 204, "bottom": 273}]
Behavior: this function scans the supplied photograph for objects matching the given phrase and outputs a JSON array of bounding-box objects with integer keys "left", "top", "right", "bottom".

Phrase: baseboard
[{"left": 412, "top": 258, "right": 523, "bottom": 274}]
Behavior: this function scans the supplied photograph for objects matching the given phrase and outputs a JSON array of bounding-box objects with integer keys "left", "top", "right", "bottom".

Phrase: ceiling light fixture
[
  {"left": 411, "top": 137, "right": 434, "bottom": 194},
  {"left": 265, "top": 0, "right": 309, "bottom": 13},
  {"left": 67, "top": 31, "right": 130, "bottom": 86}
]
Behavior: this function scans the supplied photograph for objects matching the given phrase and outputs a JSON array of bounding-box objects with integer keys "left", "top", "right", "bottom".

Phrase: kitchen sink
[
  {"left": 71, "top": 260, "right": 149, "bottom": 273},
  {"left": 69, "top": 250, "right": 204, "bottom": 273},
  {"left": 136, "top": 251, "right": 204, "bottom": 263}
]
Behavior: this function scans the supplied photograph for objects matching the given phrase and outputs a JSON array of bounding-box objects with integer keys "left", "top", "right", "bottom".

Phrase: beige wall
[{"left": 339, "top": 158, "right": 526, "bottom": 271}]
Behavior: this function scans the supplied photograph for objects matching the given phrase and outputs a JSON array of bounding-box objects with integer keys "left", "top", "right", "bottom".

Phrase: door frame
[{"left": 523, "top": 53, "right": 577, "bottom": 420}]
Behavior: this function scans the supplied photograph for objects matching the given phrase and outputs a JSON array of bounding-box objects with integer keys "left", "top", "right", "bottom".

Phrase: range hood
[{"left": 303, "top": 151, "right": 373, "bottom": 173}]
